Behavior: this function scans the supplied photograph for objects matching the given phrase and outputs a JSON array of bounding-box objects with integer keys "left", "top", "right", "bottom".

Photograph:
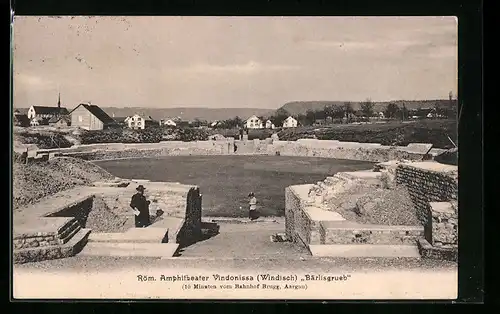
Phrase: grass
[
  {"left": 277, "top": 119, "right": 457, "bottom": 148},
  {"left": 95, "top": 155, "right": 374, "bottom": 218}
]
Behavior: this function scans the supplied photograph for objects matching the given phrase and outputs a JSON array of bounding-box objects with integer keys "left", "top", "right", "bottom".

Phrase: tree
[
  {"left": 331, "top": 105, "right": 345, "bottom": 121},
  {"left": 401, "top": 103, "right": 409, "bottom": 121},
  {"left": 343, "top": 102, "right": 354, "bottom": 121},
  {"left": 314, "top": 108, "right": 326, "bottom": 120},
  {"left": 305, "top": 109, "right": 316, "bottom": 126},
  {"left": 323, "top": 105, "right": 335, "bottom": 119},
  {"left": 384, "top": 103, "right": 400, "bottom": 119},
  {"left": 297, "top": 114, "right": 308, "bottom": 126},
  {"left": 270, "top": 108, "right": 290, "bottom": 127},
  {"left": 360, "top": 99, "right": 374, "bottom": 118}
]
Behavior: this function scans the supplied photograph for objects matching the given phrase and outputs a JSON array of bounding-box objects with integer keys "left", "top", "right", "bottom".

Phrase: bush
[
  {"left": 80, "top": 128, "right": 164, "bottom": 144},
  {"left": 17, "top": 133, "right": 73, "bottom": 149},
  {"left": 175, "top": 128, "right": 209, "bottom": 142},
  {"left": 13, "top": 152, "right": 27, "bottom": 164}
]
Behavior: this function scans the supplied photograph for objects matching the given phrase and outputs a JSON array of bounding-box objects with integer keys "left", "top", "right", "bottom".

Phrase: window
[{"left": 78, "top": 116, "right": 83, "bottom": 122}]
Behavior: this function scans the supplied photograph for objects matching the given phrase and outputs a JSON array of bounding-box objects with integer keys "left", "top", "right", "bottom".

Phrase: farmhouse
[
  {"left": 49, "top": 115, "right": 72, "bottom": 127},
  {"left": 27, "top": 93, "right": 69, "bottom": 120},
  {"left": 245, "top": 115, "right": 263, "bottom": 129},
  {"left": 282, "top": 116, "right": 298, "bottom": 128},
  {"left": 27, "top": 105, "right": 69, "bottom": 120},
  {"left": 162, "top": 119, "right": 177, "bottom": 127},
  {"left": 127, "top": 114, "right": 158, "bottom": 130},
  {"left": 70, "top": 103, "right": 116, "bottom": 130},
  {"left": 265, "top": 120, "right": 275, "bottom": 129}
]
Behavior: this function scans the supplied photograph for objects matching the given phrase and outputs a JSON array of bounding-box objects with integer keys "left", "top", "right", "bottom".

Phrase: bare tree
[
  {"left": 360, "top": 98, "right": 374, "bottom": 118},
  {"left": 343, "top": 102, "right": 354, "bottom": 122}
]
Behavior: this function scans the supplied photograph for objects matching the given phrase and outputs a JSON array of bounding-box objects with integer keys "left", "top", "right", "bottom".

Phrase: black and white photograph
[{"left": 12, "top": 16, "right": 459, "bottom": 299}]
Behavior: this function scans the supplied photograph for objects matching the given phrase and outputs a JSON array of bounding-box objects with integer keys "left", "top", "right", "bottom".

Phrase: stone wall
[
  {"left": 321, "top": 224, "right": 424, "bottom": 245},
  {"left": 176, "top": 187, "right": 203, "bottom": 245},
  {"left": 430, "top": 202, "right": 458, "bottom": 247},
  {"left": 14, "top": 234, "right": 59, "bottom": 249},
  {"left": 274, "top": 140, "right": 425, "bottom": 162},
  {"left": 32, "top": 138, "right": 433, "bottom": 163},
  {"left": 395, "top": 163, "right": 458, "bottom": 243},
  {"left": 285, "top": 185, "right": 321, "bottom": 247}
]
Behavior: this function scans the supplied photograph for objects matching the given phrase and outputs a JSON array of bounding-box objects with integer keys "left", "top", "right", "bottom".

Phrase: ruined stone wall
[
  {"left": 430, "top": 202, "right": 458, "bottom": 247},
  {"left": 37, "top": 140, "right": 235, "bottom": 161},
  {"left": 34, "top": 138, "right": 430, "bottom": 163},
  {"left": 176, "top": 187, "right": 202, "bottom": 244},
  {"left": 322, "top": 225, "right": 424, "bottom": 245},
  {"left": 284, "top": 186, "right": 321, "bottom": 247},
  {"left": 274, "top": 140, "right": 424, "bottom": 162},
  {"left": 395, "top": 164, "right": 458, "bottom": 243}
]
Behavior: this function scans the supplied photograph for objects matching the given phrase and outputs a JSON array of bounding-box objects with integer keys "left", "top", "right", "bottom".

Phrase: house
[
  {"left": 27, "top": 105, "right": 69, "bottom": 120},
  {"left": 13, "top": 112, "right": 30, "bottom": 127},
  {"left": 30, "top": 117, "right": 50, "bottom": 127},
  {"left": 282, "top": 116, "right": 298, "bottom": 128},
  {"left": 49, "top": 115, "right": 71, "bottom": 127},
  {"left": 245, "top": 115, "right": 263, "bottom": 129},
  {"left": 265, "top": 120, "right": 275, "bottom": 129},
  {"left": 70, "top": 103, "right": 116, "bottom": 130},
  {"left": 162, "top": 119, "right": 177, "bottom": 127},
  {"left": 127, "top": 114, "right": 158, "bottom": 130}
]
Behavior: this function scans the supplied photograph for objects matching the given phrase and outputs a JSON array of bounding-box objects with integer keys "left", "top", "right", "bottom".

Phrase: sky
[{"left": 12, "top": 16, "right": 457, "bottom": 109}]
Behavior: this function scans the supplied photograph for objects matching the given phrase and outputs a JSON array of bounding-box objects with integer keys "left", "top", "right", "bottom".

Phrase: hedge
[
  {"left": 80, "top": 127, "right": 210, "bottom": 144},
  {"left": 16, "top": 133, "right": 73, "bottom": 149}
]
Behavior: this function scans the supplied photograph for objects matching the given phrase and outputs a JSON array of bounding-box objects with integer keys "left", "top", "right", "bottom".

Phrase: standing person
[
  {"left": 130, "top": 185, "right": 151, "bottom": 228},
  {"left": 248, "top": 192, "right": 258, "bottom": 221}
]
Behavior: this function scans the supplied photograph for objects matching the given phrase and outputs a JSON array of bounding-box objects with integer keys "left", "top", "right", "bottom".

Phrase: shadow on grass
[{"left": 174, "top": 222, "right": 220, "bottom": 257}]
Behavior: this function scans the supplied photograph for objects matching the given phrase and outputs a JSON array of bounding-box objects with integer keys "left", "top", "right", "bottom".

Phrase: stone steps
[
  {"left": 88, "top": 217, "right": 184, "bottom": 244},
  {"left": 58, "top": 218, "right": 82, "bottom": 244},
  {"left": 80, "top": 242, "right": 179, "bottom": 258},
  {"left": 14, "top": 228, "right": 92, "bottom": 264},
  {"left": 308, "top": 244, "right": 421, "bottom": 258}
]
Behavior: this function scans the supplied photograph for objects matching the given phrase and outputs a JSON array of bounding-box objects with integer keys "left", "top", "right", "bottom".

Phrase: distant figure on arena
[
  {"left": 130, "top": 185, "right": 151, "bottom": 228},
  {"left": 248, "top": 192, "right": 258, "bottom": 220}
]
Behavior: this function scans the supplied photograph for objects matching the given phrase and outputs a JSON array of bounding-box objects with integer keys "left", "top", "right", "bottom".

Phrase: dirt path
[{"left": 178, "top": 221, "right": 310, "bottom": 258}]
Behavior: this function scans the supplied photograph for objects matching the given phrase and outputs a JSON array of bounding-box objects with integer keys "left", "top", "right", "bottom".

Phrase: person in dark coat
[
  {"left": 248, "top": 192, "right": 258, "bottom": 220},
  {"left": 130, "top": 185, "right": 151, "bottom": 228}
]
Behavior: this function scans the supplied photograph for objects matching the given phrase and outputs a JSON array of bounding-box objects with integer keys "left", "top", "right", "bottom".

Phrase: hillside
[
  {"left": 13, "top": 106, "right": 274, "bottom": 121},
  {"left": 278, "top": 100, "right": 455, "bottom": 116}
]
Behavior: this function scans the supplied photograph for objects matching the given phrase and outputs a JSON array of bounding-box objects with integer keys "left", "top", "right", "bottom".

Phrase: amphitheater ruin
[{"left": 13, "top": 137, "right": 458, "bottom": 264}]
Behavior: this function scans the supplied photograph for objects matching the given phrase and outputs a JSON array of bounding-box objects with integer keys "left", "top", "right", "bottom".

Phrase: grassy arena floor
[{"left": 96, "top": 155, "right": 374, "bottom": 217}]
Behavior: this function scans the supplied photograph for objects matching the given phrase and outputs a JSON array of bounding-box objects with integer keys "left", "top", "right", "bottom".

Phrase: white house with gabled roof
[
  {"left": 282, "top": 116, "right": 298, "bottom": 128},
  {"left": 245, "top": 115, "right": 263, "bottom": 129}
]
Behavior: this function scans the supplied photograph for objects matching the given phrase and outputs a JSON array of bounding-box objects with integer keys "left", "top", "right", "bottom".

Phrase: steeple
[{"left": 57, "top": 92, "right": 61, "bottom": 109}]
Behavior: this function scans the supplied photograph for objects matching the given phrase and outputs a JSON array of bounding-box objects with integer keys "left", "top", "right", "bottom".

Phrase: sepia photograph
[{"left": 11, "top": 16, "right": 459, "bottom": 300}]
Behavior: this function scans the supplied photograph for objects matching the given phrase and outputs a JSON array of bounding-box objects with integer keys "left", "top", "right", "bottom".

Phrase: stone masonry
[{"left": 395, "top": 162, "right": 458, "bottom": 243}]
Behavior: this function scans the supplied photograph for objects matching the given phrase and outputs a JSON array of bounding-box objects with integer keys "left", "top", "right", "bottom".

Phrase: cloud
[
  {"left": 184, "top": 61, "right": 300, "bottom": 74},
  {"left": 14, "top": 73, "right": 54, "bottom": 90}
]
